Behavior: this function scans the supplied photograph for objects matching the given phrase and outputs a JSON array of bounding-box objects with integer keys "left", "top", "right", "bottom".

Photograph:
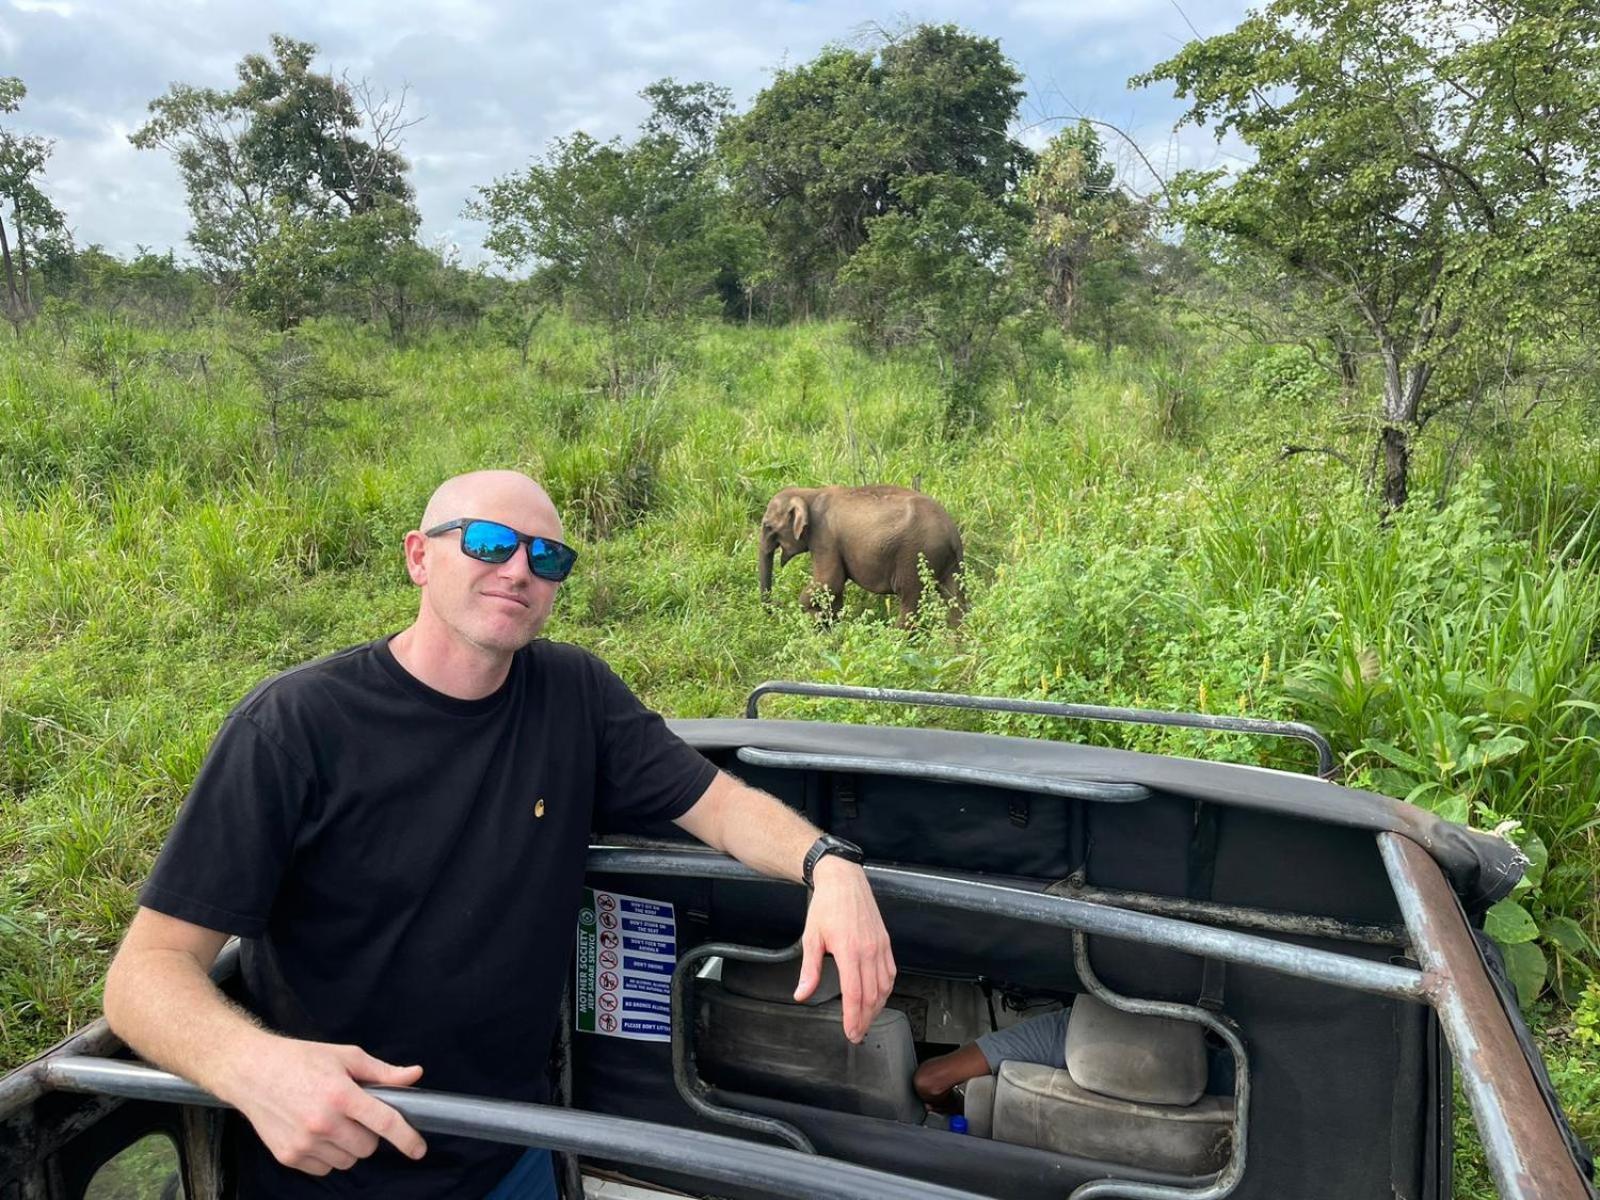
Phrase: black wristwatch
[{"left": 802, "top": 834, "right": 865, "bottom": 889}]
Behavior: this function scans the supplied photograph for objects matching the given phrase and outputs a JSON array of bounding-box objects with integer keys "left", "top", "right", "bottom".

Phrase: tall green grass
[{"left": 1, "top": 314, "right": 1596, "bottom": 1187}]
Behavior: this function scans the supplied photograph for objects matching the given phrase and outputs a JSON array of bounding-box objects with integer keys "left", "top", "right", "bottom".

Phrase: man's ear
[{"left": 402, "top": 530, "right": 428, "bottom": 586}]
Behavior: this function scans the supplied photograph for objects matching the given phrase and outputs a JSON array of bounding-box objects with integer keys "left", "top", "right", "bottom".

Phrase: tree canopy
[
  {"left": 719, "top": 24, "right": 1032, "bottom": 313},
  {"left": 1139, "top": 0, "right": 1600, "bottom": 506},
  {"left": 131, "top": 35, "right": 418, "bottom": 290}
]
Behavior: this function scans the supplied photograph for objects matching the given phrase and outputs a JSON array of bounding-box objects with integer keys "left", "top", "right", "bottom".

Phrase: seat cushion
[
  {"left": 1064, "top": 993, "right": 1206, "bottom": 1106},
  {"left": 695, "top": 982, "right": 923, "bottom": 1123},
  {"left": 991, "top": 1061, "right": 1233, "bottom": 1175}
]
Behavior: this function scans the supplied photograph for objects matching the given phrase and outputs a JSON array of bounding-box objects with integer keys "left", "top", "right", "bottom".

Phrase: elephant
[{"left": 758, "top": 485, "right": 963, "bottom": 625}]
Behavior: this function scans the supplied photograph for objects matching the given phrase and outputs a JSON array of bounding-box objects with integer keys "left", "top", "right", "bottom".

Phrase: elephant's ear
[{"left": 787, "top": 496, "right": 808, "bottom": 541}]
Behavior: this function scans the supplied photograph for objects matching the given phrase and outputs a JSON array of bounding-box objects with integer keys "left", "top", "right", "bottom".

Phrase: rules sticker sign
[{"left": 576, "top": 887, "right": 676, "bottom": 1042}]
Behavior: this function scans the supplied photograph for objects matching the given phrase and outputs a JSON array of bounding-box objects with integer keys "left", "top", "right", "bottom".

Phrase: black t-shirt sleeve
[
  {"left": 587, "top": 655, "right": 718, "bottom": 827},
  {"left": 139, "top": 710, "right": 313, "bottom": 937}
]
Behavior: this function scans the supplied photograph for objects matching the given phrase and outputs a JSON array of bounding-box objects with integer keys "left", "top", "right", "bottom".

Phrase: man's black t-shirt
[{"left": 139, "top": 636, "right": 718, "bottom": 1198}]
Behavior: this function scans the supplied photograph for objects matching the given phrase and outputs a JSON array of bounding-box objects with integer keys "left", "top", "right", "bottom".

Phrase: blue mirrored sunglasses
[{"left": 424, "top": 519, "right": 578, "bottom": 582}]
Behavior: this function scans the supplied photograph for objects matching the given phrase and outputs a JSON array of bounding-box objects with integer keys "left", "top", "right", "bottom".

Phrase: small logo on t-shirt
[{"left": 535, "top": 798, "right": 546, "bottom": 818}]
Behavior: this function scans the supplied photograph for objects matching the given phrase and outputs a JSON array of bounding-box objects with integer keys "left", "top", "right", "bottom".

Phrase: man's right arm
[{"left": 103, "top": 907, "right": 429, "bottom": 1176}]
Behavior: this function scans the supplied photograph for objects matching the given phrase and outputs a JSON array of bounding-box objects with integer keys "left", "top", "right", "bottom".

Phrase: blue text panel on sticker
[
  {"left": 622, "top": 918, "right": 674, "bottom": 936},
  {"left": 620, "top": 899, "right": 672, "bottom": 917},
  {"left": 623, "top": 936, "right": 674, "bottom": 955},
  {"left": 622, "top": 1020, "right": 673, "bottom": 1037},
  {"left": 629, "top": 977, "right": 671, "bottom": 996},
  {"left": 624, "top": 998, "right": 672, "bottom": 1016},
  {"left": 624, "top": 956, "right": 674, "bottom": 975}
]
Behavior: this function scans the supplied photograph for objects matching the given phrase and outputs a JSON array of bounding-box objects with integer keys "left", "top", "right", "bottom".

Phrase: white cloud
[{"left": 5, "top": 0, "right": 1255, "bottom": 261}]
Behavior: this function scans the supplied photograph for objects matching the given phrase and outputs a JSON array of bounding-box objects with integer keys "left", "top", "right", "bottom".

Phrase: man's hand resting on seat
[
  {"left": 794, "top": 855, "right": 896, "bottom": 1043},
  {"left": 671, "top": 769, "right": 898, "bottom": 1045},
  {"left": 217, "top": 1035, "right": 429, "bottom": 1175}
]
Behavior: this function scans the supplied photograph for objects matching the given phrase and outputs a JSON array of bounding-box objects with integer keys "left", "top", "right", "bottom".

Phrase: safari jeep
[{"left": 1, "top": 683, "right": 1594, "bottom": 1200}]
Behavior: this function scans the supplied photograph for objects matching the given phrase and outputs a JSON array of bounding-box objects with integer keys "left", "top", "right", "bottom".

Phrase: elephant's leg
[
  {"left": 936, "top": 569, "right": 965, "bottom": 625},
  {"left": 894, "top": 574, "right": 925, "bottom": 628},
  {"left": 804, "top": 553, "right": 847, "bottom": 623}
]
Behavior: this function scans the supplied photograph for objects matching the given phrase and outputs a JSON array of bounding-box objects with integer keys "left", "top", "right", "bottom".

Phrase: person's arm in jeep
[{"left": 103, "top": 907, "right": 428, "bottom": 1176}]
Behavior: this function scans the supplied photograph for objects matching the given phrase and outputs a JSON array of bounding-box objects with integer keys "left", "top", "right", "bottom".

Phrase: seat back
[
  {"left": 693, "top": 958, "right": 924, "bottom": 1124},
  {"left": 984, "top": 994, "right": 1233, "bottom": 1175}
]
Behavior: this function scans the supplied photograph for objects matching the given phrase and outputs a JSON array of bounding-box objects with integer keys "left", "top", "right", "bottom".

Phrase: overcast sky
[{"left": 1, "top": 0, "right": 1253, "bottom": 266}]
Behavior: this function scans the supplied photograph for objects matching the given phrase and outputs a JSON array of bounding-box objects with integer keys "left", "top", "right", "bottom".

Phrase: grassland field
[{"left": 1, "top": 312, "right": 1597, "bottom": 1194}]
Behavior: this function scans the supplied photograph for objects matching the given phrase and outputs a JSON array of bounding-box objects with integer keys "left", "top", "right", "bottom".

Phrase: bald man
[{"left": 103, "top": 471, "right": 897, "bottom": 1200}]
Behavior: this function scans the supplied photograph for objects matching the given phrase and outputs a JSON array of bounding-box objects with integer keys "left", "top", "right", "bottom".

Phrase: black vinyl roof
[{"left": 669, "top": 717, "right": 1525, "bottom": 913}]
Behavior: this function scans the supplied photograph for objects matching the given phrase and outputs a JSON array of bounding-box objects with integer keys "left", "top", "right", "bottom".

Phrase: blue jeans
[{"left": 484, "top": 1147, "right": 558, "bottom": 1200}]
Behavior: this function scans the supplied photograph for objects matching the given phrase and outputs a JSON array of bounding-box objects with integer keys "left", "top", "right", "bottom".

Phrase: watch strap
[{"left": 803, "top": 834, "right": 864, "bottom": 888}]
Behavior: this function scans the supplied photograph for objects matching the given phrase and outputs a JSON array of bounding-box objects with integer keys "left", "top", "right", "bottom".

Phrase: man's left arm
[{"left": 673, "top": 769, "right": 895, "bottom": 1044}]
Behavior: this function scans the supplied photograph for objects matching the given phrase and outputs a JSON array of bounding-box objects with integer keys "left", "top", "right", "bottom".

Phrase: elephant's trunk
[{"left": 759, "top": 537, "right": 776, "bottom": 603}]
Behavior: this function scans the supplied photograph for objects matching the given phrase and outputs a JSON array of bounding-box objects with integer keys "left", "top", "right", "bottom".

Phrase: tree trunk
[
  {"left": 1381, "top": 425, "right": 1409, "bottom": 510},
  {"left": 1377, "top": 345, "right": 1430, "bottom": 512},
  {"left": 14, "top": 202, "right": 30, "bottom": 315},
  {"left": 0, "top": 210, "right": 20, "bottom": 322}
]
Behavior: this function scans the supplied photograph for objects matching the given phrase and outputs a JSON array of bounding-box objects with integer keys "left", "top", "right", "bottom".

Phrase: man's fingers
[
  {"left": 794, "top": 932, "right": 823, "bottom": 1003},
  {"left": 347, "top": 1090, "right": 428, "bottom": 1161},
  {"left": 836, "top": 949, "right": 866, "bottom": 1043},
  {"left": 344, "top": 1048, "right": 424, "bottom": 1087},
  {"left": 878, "top": 948, "right": 898, "bottom": 1009}
]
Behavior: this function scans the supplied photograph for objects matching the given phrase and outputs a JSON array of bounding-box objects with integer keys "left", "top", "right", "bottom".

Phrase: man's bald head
[{"left": 419, "top": 470, "right": 563, "bottom": 540}]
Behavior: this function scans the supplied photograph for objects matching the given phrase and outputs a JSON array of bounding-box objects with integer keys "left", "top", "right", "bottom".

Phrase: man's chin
[{"left": 467, "top": 617, "right": 546, "bottom": 655}]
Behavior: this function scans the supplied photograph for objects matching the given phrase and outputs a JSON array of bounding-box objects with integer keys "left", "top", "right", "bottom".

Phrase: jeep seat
[
  {"left": 693, "top": 957, "right": 924, "bottom": 1124},
  {"left": 964, "top": 993, "right": 1234, "bottom": 1174}
]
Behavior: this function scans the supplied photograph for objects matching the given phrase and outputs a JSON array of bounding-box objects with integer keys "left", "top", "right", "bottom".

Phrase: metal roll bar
[
  {"left": 586, "top": 847, "right": 1427, "bottom": 1002},
  {"left": 38, "top": 1058, "right": 991, "bottom": 1200},
  {"left": 1378, "top": 834, "right": 1594, "bottom": 1200},
  {"left": 1068, "top": 932, "right": 1249, "bottom": 1200},
  {"left": 671, "top": 939, "right": 817, "bottom": 1154},
  {"left": 742, "top": 681, "right": 1337, "bottom": 778},
  {"left": 736, "top": 745, "right": 1151, "bottom": 803}
]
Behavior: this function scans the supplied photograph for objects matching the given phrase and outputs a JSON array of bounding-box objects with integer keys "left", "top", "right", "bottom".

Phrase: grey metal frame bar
[
  {"left": 670, "top": 939, "right": 818, "bottom": 1154},
  {"left": 1378, "top": 833, "right": 1594, "bottom": 1200},
  {"left": 37, "top": 1058, "right": 991, "bottom": 1200},
  {"left": 587, "top": 847, "right": 1427, "bottom": 1002},
  {"left": 742, "top": 681, "right": 1337, "bottom": 778},
  {"left": 1067, "top": 931, "right": 1249, "bottom": 1200},
  {"left": 735, "top": 745, "right": 1151, "bottom": 803},
  {"left": 1050, "top": 878, "right": 1407, "bottom": 948}
]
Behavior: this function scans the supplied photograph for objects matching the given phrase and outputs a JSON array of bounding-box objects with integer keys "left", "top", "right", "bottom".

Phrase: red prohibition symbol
[{"left": 599, "top": 949, "right": 619, "bottom": 969}]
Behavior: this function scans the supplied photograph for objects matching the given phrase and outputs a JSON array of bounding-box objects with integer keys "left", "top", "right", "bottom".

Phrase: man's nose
[{"left": 495, "top": 549, "right": 536, "bottom": 584}]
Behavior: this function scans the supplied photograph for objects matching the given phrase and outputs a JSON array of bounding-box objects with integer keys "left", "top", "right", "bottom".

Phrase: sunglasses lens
[
  {"left": 461, "top": 521, "right": 518, "bottom": 563},
  {"left": 528, "top": 538, "right": 577, "bottom": 581}
]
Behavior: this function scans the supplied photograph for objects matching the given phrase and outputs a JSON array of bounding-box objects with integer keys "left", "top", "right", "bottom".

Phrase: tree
[
  {"left": 720, "top": 24, "right": 1031, "bottom": 314},
  {"left": 838, "top": 174, "right": 1034, "bottom": 429},
  {"left": 0, "top": 77, "right": 69, "bottom": 330},
  {"left": 130, "top": 35, "right": 418, "bottom": 307},
  {"left": 470, "top": 81, "right": 730, "bottom": 396},
  {"left": 1021, "top": 123, "right": 1150, "bottom": 335},
  {"left": 1139, "top": 0, "right": 1600, "bottom": 508}
]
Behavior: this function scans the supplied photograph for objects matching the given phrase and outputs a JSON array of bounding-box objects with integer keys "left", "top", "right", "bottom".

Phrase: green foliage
[
  {"left": 1139, "top": 0, "right": 1600, "bottom": 507},
  {"left": 3, "top": 293, "right": 1600, "bottom": 1174},
  {"left": 130, "top": 34, "right": 419, "bottom": 320},
  {"left": 1021, "top": 123, "right": 1149, "bottom": 335},
  {"left": 839, "top": 174, "right": 1034, "bottom": 432},
  {"left": 0, "top": 75, "right": 69, "bottom": 329},
  {"left": 472, "top": 81, "right": 734, "bottom": 397},
  {"left": 720, "top": 24, "right": 1030, "bottom": 314}
]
